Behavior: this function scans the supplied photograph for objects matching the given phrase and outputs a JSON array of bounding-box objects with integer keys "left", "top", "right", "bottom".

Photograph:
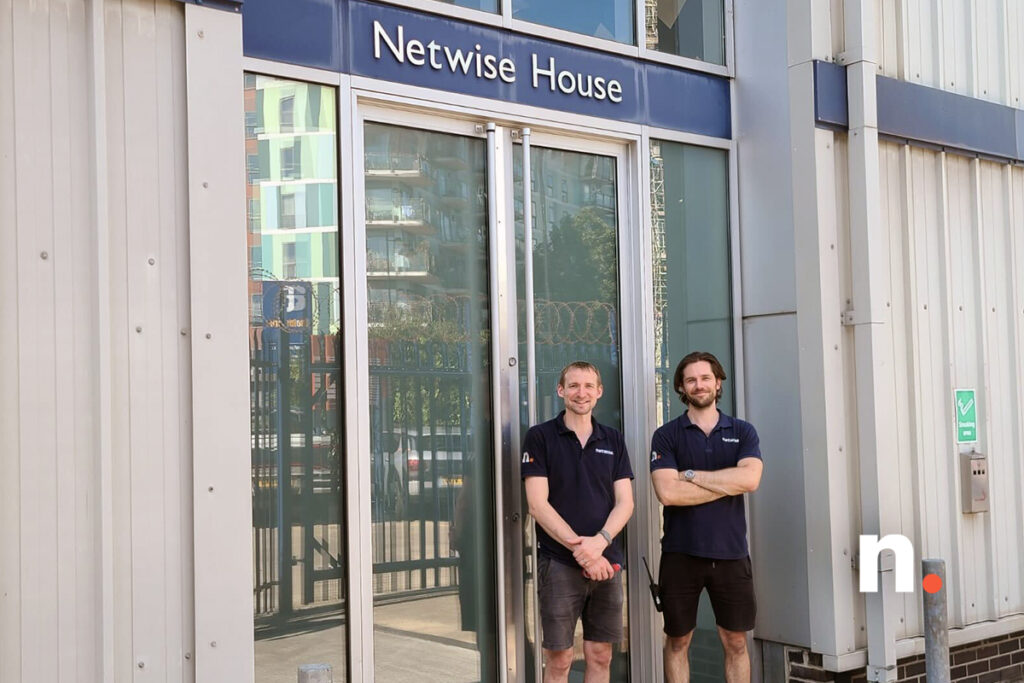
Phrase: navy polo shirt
[
  {"left": 521, "top": 411, "right": 634, "bottom": 568},
  {"left": 650, "top": 411, "right": 761, "bottom": 560}
]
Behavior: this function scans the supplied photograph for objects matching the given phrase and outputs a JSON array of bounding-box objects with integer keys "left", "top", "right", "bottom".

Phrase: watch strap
[{"left": 598, "top": 529, "right": 613, "bottom": 546}]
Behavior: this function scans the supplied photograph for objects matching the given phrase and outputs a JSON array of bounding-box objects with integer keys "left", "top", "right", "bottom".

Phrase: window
[
  {"left": 644, "top": 0, "right": 726, "bottom": 65},
  {"left": 279, "top": 95, "right": 294, "bottom": 133},
  {"left": 280, "top": 192, "right": 296, "bottom": 229},
  {"left": 282, "top": 242, "right": 297, "bottom": 279},
  {"left": 650, "top": 139, "right": 732, "bottom": 421},
  {"left": 514, "top": 0, "right": 634, "bottom": 44}
]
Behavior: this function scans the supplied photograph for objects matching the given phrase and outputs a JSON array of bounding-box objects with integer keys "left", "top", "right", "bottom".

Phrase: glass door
[
  {"left": 356, "top": 109, "right": 630, "bottom": 683},
  {"left": 514, "top": 133, "right": 629, "bottom": 682}
]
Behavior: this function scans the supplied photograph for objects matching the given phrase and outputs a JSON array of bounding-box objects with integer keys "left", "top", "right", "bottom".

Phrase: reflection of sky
[{"left": 513, "top": 0, "right": 634, "bottom": 43}]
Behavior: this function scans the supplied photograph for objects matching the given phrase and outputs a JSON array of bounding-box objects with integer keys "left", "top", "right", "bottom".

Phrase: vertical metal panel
[
  {"left": 877, "top": 142, "right": 920, "bottom": 640},
  {"left": 977, "top": 161, "right": 1021, "bottom": 619},
  {"left": 1008, "top": 2, "right": 1024, "bottom": 108},
  {"left": 734, "top": 0, "right": 798, "bottom": 317},
  {"left": 0, "top": 0, "right": 24, "bottom": 677},
  {"left": 744, "top": 314, "right": 811, "bottom": 647},
  {"left": 185, "top": 4, "right": 253, "bottom": 682}
]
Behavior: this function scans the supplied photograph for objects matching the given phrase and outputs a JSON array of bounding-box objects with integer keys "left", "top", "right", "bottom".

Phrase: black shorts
[
  {"left": 537, "top": 555, "right": 623, "bottom": 650},
  {"left": 659, "top": 552, "right": 756, "bottom": 636}
]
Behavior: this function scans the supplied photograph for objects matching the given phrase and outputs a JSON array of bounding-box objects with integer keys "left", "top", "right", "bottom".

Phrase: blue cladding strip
[
  {"left": 813, "top": 59, "right": 1024, "bottom": 162},
  {"left": 242, "top": 0, "right": 730, "bottom": 138},
  {"left": 813, "top": 60, "right": 848, "bottom": 129}
]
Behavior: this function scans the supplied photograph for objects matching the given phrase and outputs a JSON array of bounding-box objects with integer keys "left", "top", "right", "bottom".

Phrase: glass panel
[
  {"left": 364, "top": 123, "right": 497, "bottom": 683},
  {"left": 643, "top": 0, "right": 726, "bottom": 65},
  {"left": 514, "top": 0, "right": 634, "bottom": 44},
  {"left": 515, "top": 145, "right": 628, "bottom": 681},
  {"left": 650, "top": 139, "right": 731, "bottom": 682},
  {"left": 435, "top": 0, "right": 499, "bottom": 11},
  {"left": 245, "top": 75, "right": 347, "bottom": 682}
]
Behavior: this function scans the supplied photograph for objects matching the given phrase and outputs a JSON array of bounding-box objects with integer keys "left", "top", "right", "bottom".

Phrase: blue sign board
[
  {"left": 242, "top": 0, "right": 731, "bottom": 138},
  {"left": 262, "top": 281, "right": 313, "bottom": 343}
]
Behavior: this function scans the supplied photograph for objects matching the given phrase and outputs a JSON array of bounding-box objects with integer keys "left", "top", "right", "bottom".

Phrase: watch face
[{"left": 684, "top": 469, "right": 695, "bottom": 481}]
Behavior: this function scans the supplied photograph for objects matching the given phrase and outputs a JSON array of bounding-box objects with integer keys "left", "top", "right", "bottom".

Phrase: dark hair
[
  {"left": 558, "top": 361, "right": 603, "bottom": 388},
  {"left": 673, "top": 351, "right": 727, "bottom": 404}
]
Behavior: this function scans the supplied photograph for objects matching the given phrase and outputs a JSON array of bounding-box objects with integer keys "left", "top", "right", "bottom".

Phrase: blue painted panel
[
  {"left": 240, "top": 0, "right": 731, "bottom": 137},
  {"left": 813, "top": 60, "right": 847, "bottom": 129},
  {"left": 876, "top": 76, "right": 1017, "bottom": 160},
  {"left": 243, "top": 0, "right": 341, "bottom": 71},
  {"left": 645, "top": 62, "right": 730, "bottom": 137},
  {"left": 813, "top": 60, "right": 1024, "bottom": 162}
]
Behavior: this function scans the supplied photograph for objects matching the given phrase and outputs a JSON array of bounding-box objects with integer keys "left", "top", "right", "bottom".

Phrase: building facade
[{"left": 1, "top": 0, "right": 1022, "bottom": 682}]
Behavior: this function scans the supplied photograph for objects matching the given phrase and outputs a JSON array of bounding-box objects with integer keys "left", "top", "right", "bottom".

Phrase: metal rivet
[
  {"left": 148, "top": 257, "right": 156, "bottom": 265},
  {"left": 202, "top": 181, "right": 209, "bottom": 189},
  {"left": 205, "top": 333, "right": 212, "bottom": 339},
  {"left": 834, "top": 345, "right": 838, "bottom": 350},
  {"left": 138, "top": 661, "right": 145, "bottom": 669},
  {"left": 40, "top": 251, "right": 49, "bottom": 260},
  {"left": 197, "top": 30, "right": 204, "bottom": 38},
  {"left": 886, "top": 302, "right": 890, "bottom": 307},
  {"left": 992, "top": 307, "right": 995, "bottom": 312},
  {"left": 185, "top": 653, "right": 192, "bottom": 660},
  {"left": 830, "top": 244, "right": 835, "bottom": 250},
  {"left": 923, "top": 304, "right": 928, "bottom": 310},
  {"left": 959, "top": 305, "right": 963, "bottom": 311},
  {"left": 180, "top": 329, "right": 188, "bottom": 336},
  {"left": 208, "top": 486, "right": 214, "bottom": 492},
  {"left": 136, "top": 326, "right": 143, "bottom": 333},
  {"left": 508, "top": 357, "right": 517, "bottom": 367},
  {"left": 210, "top": 641, "right": 217, "bottom": 648}
]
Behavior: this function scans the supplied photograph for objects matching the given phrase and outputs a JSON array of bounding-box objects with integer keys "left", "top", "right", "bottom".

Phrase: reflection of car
[{"left": 377, "top": 430, "right": 466, "bottom": 517}]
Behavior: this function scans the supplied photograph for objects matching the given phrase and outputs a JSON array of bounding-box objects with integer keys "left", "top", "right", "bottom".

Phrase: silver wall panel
[
  {"left": 0, "top": 0, "right": 194, "bottom": 681},
  {"left": 744, "top": 313, "right": 811, "bottom": 647},
  {"left": 872, "top": 0, "right": 1024, "bottom": 105},
  {"left": 734, "top": 0, "right": 798, "bottom": 317},
  {"left": 873, "top": 142, "right": 1024, "bottom": 634}
]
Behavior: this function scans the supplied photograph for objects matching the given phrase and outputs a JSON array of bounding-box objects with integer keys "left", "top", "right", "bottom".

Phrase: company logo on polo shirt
[
  {"left": 722, "top": 437, "right": 740, "bottom": 443},
  {"left": 522, "top": 452, "right": 533, "bottom": 464},
  {"left": 596, "top": 448, "right": 614, "bottom": 455},
  {"left": 651, "top": 451, "right": 662, "bottom": 462}
]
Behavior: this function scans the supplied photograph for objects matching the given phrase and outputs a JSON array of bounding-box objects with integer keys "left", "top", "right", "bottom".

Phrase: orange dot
[{"left": 922, "top": 574, "right": 943, "bottom": 593}]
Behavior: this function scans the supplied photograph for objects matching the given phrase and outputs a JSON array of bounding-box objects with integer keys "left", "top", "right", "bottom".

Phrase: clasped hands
[{"left": 567, "top": 534, "right": 615, "bottom": 581}]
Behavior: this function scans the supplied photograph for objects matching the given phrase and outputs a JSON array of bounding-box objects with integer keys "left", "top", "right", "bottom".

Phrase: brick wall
[{"left": 784, "top": 630, "right": 1024, "bottom": 683}]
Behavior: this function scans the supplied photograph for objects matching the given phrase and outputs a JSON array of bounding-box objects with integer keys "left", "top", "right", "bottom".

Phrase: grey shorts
[{"left": 537, "top": 555, "right": 623, "bottom": 651}]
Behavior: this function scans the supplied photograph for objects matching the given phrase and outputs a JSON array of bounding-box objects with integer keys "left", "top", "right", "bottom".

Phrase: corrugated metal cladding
[
  {"left": 825, "top": 133, "right": 1024, "bottom": 643},
  {"left": 868, "top": 0, "right": 1024, "bottom": 107},
  {"left": 0, "top": 0, "right": 194, "bottom": 682}
]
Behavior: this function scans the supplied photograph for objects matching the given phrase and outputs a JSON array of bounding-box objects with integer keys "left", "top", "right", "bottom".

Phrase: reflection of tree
[{"left": 536, "top": 206, "right": 618, "bottom": 305}]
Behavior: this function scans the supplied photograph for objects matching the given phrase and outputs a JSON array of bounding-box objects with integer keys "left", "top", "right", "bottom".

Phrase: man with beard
[
  {"left": 522, "top": 361, "right": 634, "bottom": 683},
  {"left": 650, "top": 351, "right": 763, "bottom": 683}
]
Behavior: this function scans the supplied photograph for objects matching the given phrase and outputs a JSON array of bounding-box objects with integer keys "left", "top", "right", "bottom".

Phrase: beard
[{"left": 685, "top": 390, "right": 716, "bottom": 409}]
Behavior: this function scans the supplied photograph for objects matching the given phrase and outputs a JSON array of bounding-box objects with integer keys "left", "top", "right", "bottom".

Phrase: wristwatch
[
  {"left": 683, "top": 469, "right": 696, "bottom": 482},
  {"left": 598, "top": 529, "right": 613, "bottom": 546}
]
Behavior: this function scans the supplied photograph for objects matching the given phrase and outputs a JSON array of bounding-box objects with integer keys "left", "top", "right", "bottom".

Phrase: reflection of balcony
[
  {"left": 365, "top": 152, "right": 430, "bottom": 182},
  {"left": 366, "top": 251, "right": 438, "bottom": 283},
  {"left": 366, "top": 199, "right": 436, "bottom": 235}
]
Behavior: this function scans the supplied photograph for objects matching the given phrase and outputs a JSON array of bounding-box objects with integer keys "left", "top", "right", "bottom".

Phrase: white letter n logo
[{"left": 859, "top": 534, "right": 914, "bottom": 593}]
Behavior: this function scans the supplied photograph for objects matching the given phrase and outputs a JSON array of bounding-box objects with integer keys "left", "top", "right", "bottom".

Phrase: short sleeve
[
  {"left": 613, "top": 436, "right": 634, "bottom": 481},
  {"left": 520, "top": 426, "right": 548, "bottom": 479},
  {"left": 649, "top": 425, "right": 678, "bottom": 472},
  {"left": 739, "top": 422, "right": 762, "bottom": 461}
]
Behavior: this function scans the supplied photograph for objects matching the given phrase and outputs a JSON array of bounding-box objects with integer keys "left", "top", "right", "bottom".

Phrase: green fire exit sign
[{"left": 955, "top": 389, "right": 977, "bottom": 443}]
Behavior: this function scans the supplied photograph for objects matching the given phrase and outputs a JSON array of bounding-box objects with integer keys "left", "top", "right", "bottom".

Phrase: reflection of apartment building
[
  {"left": 364, "top": 127, "right": 485, "bottom": 323},
  {"left": 245, "top": 74, "right": 340, "bottom": 335}
]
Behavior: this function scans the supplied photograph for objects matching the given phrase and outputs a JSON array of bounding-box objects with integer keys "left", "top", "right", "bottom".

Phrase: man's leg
[
  {"left": 538, "top": 557, "right": 586, "bottom": 683},
  {"left": 705, "top": 556, "right": 757, "bottom": 683},
  {"left": 664, "top": 629, "right": 693, "bottom": 683},
  {"left": 659, "top": 553, "right": 706, "bottom": 683},
  {"left": 717, "top": 627, "right": 750, "bottom": 683},
  {"left": 543, "top": 648, "right": 574, "bottom": 683},
  {"left": 582, "top": 641, "right": 612, "bottom": 683}
]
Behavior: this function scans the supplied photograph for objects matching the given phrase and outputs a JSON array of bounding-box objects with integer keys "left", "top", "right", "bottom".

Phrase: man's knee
[
  {"left": 583, "top": 641, "right": 613, "bottom": 670},
  {"left": 665, "top": 630, "right": 694, "bottom": 655},
  {"left": 545, "top": 648, "right": 574, "bottom": 676},
  {"left": 718, "top": 628, "right": 748, "bottom": 657}
]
